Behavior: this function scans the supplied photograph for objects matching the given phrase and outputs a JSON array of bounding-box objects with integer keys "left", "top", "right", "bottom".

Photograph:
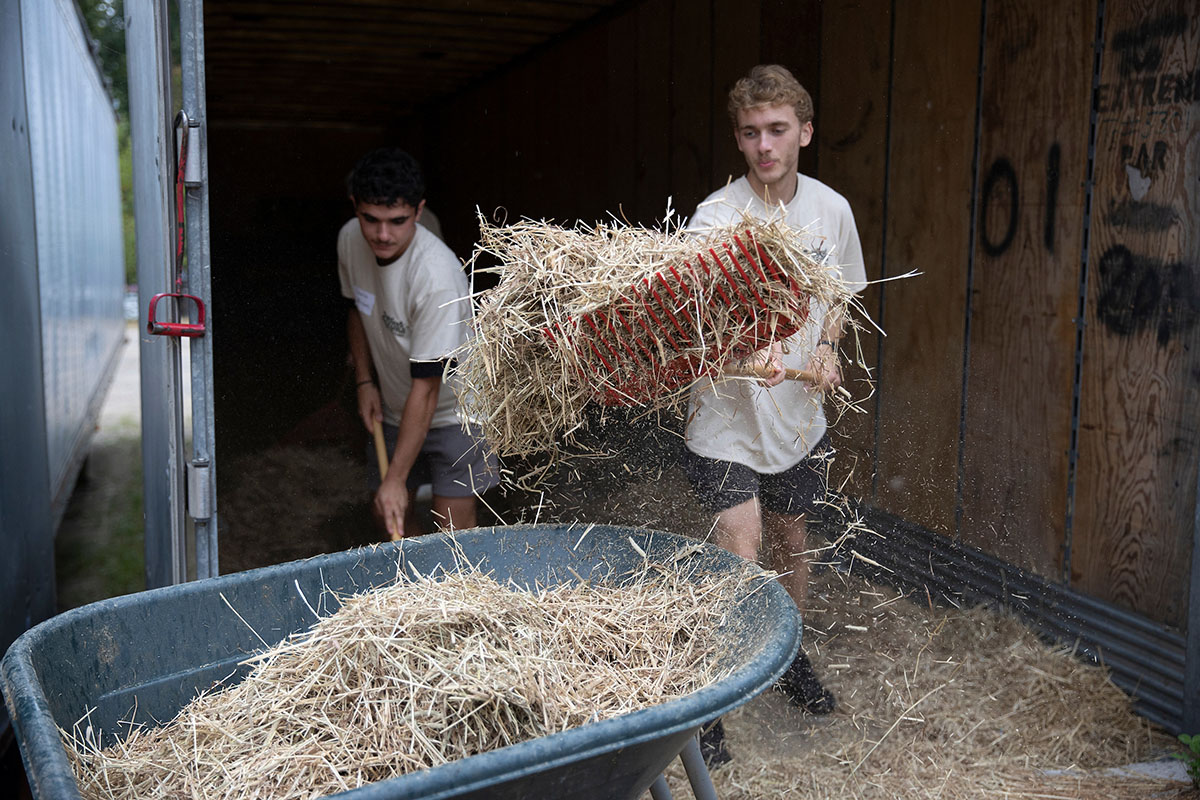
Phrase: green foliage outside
[
  {"left": 75, "top": 0, "right": 128, "bottom": 111},
  {"left": 1177, "top": 733, "right": 1200, "bottom": 787},
  {"left": 76, "top": 0, "right": 135, "bottom": 283},
  {"left": 120, "top": 117, "right": 135, "bottom": 283},
  {"left": 76, "top": 0, "right": 181, "bottom": 286}
]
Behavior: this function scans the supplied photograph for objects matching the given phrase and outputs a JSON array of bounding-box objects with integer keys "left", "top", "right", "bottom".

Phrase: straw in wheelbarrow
[
  {"left": 62, "top": 555, "right": 762, "bottom": 800},
  {"left": 455, "top": 211, "right": 867, "bottom": 466}
]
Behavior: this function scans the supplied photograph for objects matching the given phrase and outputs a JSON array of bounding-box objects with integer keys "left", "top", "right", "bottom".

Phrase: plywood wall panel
[
  {"left": 959, "top": 0, "right": 1096, "bottom": 576},
  {"left": 417, "top": 1, "right": 1197, "bottom": 625},
  {"left": 487, "top": 77, "right": 528, "bottom": 219},
  {"left": 760, "top": 0, "right": 821, "bottom": 179},
  {"left": 708, "top": 0, "right": 765, "bottom": 190},
  {"left": 816, "top": 0, "right": 891, "bottom": 501},
  {"left": 560, "top": 30, "right": 610, "bottom": 222},
  {"left": 605, "top": 11, "right": 639, "bottom": 215},
  {"left": 669, "top": 0, "right": 714, "bottom": 223},
  {"left": 874, "top": 0, "right": 981, "bottom": 534},
  {"left": 530, "top": 49, "right": 567, "bottom": 217},
  {"left": 1073, "top": 0, "right": 1200, "bottom": 628},
  {"left": 632, "top": 0, "right": 672, "bottom": 225}
]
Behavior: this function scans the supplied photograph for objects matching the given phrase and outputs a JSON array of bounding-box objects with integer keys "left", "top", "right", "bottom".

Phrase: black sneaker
[
  {"left": 698, "top": 718, "right": 732, "bottom": 768},
  {"left": 775, "top": 651, "right": 836, "bottom": 714}
]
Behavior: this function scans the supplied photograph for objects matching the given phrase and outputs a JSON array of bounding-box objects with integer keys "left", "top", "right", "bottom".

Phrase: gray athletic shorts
[
  {"left": 683, "top": 433, "right": 832, "bottom": 516},
  {"left": 367, "top": 422, "right": 500, "bottom": 498}
]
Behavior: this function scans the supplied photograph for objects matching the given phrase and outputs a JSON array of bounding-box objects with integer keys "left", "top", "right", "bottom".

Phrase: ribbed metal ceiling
[{"left": 202, "top": 0, "right": 623, "bottom": 126}]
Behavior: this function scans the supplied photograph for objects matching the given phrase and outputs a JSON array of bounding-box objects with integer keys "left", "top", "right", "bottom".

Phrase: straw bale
[
  {"left": 455, "top": 213, "right": 868, "bottom": 470},
  {"left": 63, "top": 555, "right": 759, "bottom": 800}
]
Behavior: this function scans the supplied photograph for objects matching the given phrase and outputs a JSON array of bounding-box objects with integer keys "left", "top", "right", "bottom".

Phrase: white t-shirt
[
  {"left": 338, "top": 220, "right": 470, "bottom": 429},
  {"left": 685, "top": 174, "right": 867, "bottom": 472}
]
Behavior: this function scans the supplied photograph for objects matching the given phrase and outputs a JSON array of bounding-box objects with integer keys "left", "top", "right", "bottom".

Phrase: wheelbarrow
[{"left": 2, "top": 525, "right": 801, "bottom": 799}]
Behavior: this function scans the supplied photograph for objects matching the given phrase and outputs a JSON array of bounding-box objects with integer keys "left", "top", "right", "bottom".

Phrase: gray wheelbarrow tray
[{"left": 2, "top": 524, "right": 801, "bottom": 799}]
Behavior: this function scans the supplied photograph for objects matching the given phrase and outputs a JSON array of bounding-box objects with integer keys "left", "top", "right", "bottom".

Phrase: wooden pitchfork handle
[
  {"left": 728, "top": 364, "right": 853, "bottom": 399},
  {"left": 373, "top": 419, "right": 389, "bottom": 479},
  {"left": 728, "top": 364, "right": 818, "bottom": 383},
  {"left": 372, "top": 420, "right": 402, "bottom": 542}
]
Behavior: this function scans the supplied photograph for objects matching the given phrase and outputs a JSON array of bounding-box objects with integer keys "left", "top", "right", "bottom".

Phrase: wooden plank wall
[
  {"left": 420, "top": 0, "right": 1196, "bottom": 630},
  {"left": 871, "top": 0, "right": 980, "bottom": 534},
  {"left": 816, "top": 2, "right": 891, "bottom": 499},
  {"left": 428, "top": 0, "right": 819, "bottom": 260},
  {"left": 207, "top": 126, "right": 386, "bottom": 458},
  {"left": 1072, "top": 1, "right": 1199, "bottom": 628},
  {"left": 814, "top": 0, "right": 1196, "bottom": 628},
  {"left": 959, "top": 0, "right": 1095, "bottom": 575}
]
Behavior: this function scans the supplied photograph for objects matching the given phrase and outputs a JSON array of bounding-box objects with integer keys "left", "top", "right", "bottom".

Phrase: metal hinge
[
  {"left": 175, "top": 110, "right": 202, "bottom": 187},
  {"left": 187, "top": 458, "right": 211, "bottom": 522}
]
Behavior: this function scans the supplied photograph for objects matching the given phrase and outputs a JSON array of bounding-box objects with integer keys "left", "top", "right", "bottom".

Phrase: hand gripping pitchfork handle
[
  {"left": 728, "top": 364, "right": 818, "bottom": 383},
  {"left": 729, "top": 364, "right": 853, "bottom": 399},
  {"left": 372, "top": 420, "right": 402, "bottom": 541}
]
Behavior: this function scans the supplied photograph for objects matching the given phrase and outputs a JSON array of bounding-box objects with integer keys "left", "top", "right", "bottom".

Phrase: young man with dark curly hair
[{"left": 339, "top": 147, "right": 497, "bottom": 539}]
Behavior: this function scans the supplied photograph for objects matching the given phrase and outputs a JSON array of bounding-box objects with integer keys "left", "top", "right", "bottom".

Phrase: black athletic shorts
[
  {"left": 683, "top": 433, "right": 833, "bottom": 516},
  {"left": 367, "top": 422, "right": 499, "bottom": 498}
]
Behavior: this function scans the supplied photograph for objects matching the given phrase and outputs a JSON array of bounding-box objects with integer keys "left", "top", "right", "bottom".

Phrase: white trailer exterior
[
  {"left": 22, "top": 0, "right": 126, "bottom": 527},
  {"left": 0, "top": 0, "right": 125, "bottom": 738}
]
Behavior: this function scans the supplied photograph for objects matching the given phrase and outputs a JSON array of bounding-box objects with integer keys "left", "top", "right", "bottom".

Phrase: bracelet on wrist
[
  {"left": 818, "top": 339, "right": 838, "bottom": 351},
  {"left": 356, "top": 379, "right": 374, "bottom": 388}
]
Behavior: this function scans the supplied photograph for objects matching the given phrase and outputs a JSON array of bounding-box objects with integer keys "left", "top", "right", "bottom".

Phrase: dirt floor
[{"left": 44, "top": 328, "right": 1197, "bottom": 799}]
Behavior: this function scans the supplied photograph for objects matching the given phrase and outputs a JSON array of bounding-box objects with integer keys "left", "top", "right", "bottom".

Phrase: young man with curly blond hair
[{"left": 687, "top": 65, "right": 868, "bottom": 760}]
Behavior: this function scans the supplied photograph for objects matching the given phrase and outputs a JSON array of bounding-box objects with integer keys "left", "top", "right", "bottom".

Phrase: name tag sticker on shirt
[{"left": 354, "top": 287, "right": 375, "bottom": 317}]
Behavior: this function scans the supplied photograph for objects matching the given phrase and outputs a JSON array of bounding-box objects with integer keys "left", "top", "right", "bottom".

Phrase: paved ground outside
[{"left": 55, "top": 324, "right": 152, "bottom": 611}]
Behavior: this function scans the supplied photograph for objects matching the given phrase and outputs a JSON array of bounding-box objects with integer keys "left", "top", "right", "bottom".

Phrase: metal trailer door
[
  {"left": 126, "top": 0, "right": 217, "bottom": 586},
  {"left": 178, "top": 0, "right": 217, "bottom": 581}
]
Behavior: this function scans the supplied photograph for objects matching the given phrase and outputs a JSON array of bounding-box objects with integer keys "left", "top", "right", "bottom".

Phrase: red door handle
[{"left": 147, "top": 292, "right": 206, "bottom": 337}]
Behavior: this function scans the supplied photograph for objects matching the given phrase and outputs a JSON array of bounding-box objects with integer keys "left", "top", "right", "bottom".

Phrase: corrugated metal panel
[
  {"left": 0, "top": 0, "right": 57, "bottom": 742},
  {"left": 20, "top": 0, "right": 125, "bottom": 522},
  {"left": 202, "top": 0, "right": 627, "bottom": 127},
  {"left": 126, "top": 0, "right": 188, "bottom": 588},
  {"left": 843, "top": 506, "right": 1187, "bottom": 734}
]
